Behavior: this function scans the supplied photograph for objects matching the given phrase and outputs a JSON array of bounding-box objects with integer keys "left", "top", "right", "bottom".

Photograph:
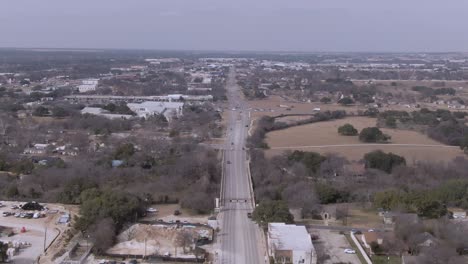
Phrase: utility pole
[
  {"left": 144, "top": 237, "right": 147, "bottom": 259},
  {"left": 43, "top": 226, "right": 47, "bottom": 253}
]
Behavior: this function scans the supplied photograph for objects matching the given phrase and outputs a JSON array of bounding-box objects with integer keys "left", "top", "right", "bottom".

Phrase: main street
[{"left": 218, "top": 68, "right": 265, "bottom": 264}]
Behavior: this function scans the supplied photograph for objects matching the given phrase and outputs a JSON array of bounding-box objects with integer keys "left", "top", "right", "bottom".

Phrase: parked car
[
  {"left": 247, "top": 212, "right": 252, "bottom": 218},
  {"left": 344, "top": 249, "right": 356, "bottom": 254},
  {"left": 2, "top": 212, "right": 12, "bottom": 217}
]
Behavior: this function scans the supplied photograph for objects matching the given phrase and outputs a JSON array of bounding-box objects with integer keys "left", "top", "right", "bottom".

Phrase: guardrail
[
  {"left": 246, "top": 158, "right": 256, "bottom": 208},
  {"left": 219, "top": 150, "right": 226, "bottom": 206}
]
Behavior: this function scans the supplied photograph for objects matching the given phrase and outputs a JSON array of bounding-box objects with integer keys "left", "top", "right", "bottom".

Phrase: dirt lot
[
  {"left": 0, "top": 201, "right": 74, "bottom": 264},
  {"left": 265, "top": 116, "right": 464, "bottom": 163},
  {"left": 248, "top": 96, "right": 368, "bottom": 120},
  {"left": 141, "top": 204, "right": 210, "bottom": 224},
  {"left": 311, "top": 229, "right": 360, "bottom": 264},
  {"left": 108, "top": 223, "right": 212, "bottom": 258}
]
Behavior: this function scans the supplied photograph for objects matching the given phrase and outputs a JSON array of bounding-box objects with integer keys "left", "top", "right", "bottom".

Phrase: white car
[{"left": 344, "top": 249, "right": 356, "bottom": 254}]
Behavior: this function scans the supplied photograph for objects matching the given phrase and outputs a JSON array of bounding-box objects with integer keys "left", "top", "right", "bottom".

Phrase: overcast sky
[{"left": 1, "top": 0, "right": 468, "bottom": 52}]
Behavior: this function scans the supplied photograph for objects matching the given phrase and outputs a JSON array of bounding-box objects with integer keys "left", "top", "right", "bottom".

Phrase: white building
[
  {"left": 81, "top": 107, "right": 133, "bottom": 120},
  {"left": 127, "top": 101, "right": 183, "bottom": 121},
  {"left": 78, "top": 78, "right": 99, "bottom": 93},
  {"left": 267, "top": 223, "right": 317, "bottom": 264}
]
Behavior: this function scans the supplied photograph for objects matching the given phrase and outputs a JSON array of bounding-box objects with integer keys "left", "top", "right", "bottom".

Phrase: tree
[
  {"left": 364, "top": 150, "right": 406, "bottom": 173},
  {"left": 316, "top": 184, "right": 348, "bottom": 204},
  {"left": 370, "top": 241, "right": 383, "bottom": 255},
  {"left": 415, "top": 199, "right": 447, "bottom": 218},
  {"left": 252, "top": 200, "right": 294, "bottom": 227},
  {"left": 338, "top": 123, "right": 358, "bottom": 136},
  {"left": 175, "top": 230, "right": 194, "bottom": 254},
  {"left": 0, "top": 241, "right": 8, "bottom": 262},
  {"left": 338, "top": 97, "right": 354, "bottom": 106},
  {"left": 359, "top": 127, "right": 391, "bottom": 143},
  {"left": 287, "top": 150, "right": 326, "bottom": 174},
  {"left": 51, "top": 106, "right": 69, "bottom": 118},
  {"left": 89, "top": 218, "right": 116, "bottom": 254},
  {"left": 32, "top": 106, "right": 49, "bottom": 116},
  {"left": 385, "top": 116, "right": 397, "bottom": 128},
  {"left": 320, "top": 97, "right": 331, "bottom": 104},
  {"left": 5, "top": 184, "right": 19, "bottom": 198},
  {"left": 75, "top": 188, "right": 145, "bottom": 232},
  {"left": 113, "top": 143, "right": 136, "bottom": 160}
]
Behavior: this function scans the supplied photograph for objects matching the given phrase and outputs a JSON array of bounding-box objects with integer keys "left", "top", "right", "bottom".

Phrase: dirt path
[{"left": 270, "top": 143, "right": 460, "bottom": 150}]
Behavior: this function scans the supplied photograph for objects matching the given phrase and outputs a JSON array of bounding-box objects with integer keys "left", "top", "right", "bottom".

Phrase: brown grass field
[{"left": 265, "top": 116, "right": 465, "bottom": 163}]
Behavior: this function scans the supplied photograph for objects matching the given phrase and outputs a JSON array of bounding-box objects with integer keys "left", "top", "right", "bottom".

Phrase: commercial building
[
  {"left": 77, "top": 78, "right": 99, "bottom": 93},
  {"left": 267, "top": 223, "right": 317, "bottom": 264},
  {"left": 81, "top": 107, "right": 133, "bottom": 120},
  {"left": 127, "top": 101, "right": 183, "bottom": 121}
]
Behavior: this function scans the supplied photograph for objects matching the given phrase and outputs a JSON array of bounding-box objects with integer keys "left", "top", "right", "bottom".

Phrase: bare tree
[
  {"left": 89, "top": 218, "right": 116, "bottom": 254},
  {"left": 175, "top": 231, "right": 194, "bottom": 254}
]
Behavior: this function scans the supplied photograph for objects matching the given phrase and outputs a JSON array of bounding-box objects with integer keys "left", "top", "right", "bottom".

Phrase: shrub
[
  {"left": 338, "top": 123, "right": 358, "bottom": 136},
  {"left": 338, "top": 97, "right": 354, "bottom": 106},
  {"left": 359, "top": 127, "right": 391, "bottom": 143}
]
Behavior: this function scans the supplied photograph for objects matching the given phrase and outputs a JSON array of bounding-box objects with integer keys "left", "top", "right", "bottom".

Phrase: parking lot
[
  {"left": 0, "top": 201, "right": 70, "bottom": 263},
  {"left": 311, "top": 229, "right": 361, "bottom": 264}
]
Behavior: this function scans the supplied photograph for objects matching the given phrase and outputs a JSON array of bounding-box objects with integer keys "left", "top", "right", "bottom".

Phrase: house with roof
[
  {"left": 361, "top": 231, "right": 384, "bottom": 252},
  {"left": 267, "top": 223, "right": 317, "bottom": 264},
  {"left": 412, "top": 232, "right": 438, "bottom": 248}
]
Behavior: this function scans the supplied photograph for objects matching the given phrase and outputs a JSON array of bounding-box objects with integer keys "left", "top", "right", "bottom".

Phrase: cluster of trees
[
  {"left": 170, "top": 104, "right": 223, "bottom": 140},
  {"left": 248, "top": 110, "right": 346, "bottom": 148},
  {"left": 249, "top": 150, "right": 322, "bottom": 218},
  {"left": 0, "top": 155, "right": 35, "bottom": 175},
  {"left": 412, "top": 86, "right": 456, "bottom": 97},
  {"left": 287, "top": 150, "right": 326, "bottom": 174},
  {"left": 252, "top": 200, "right": 294, "bottom": 228},
  {"left": 374, "top": 179, "right": 468, "bottom": 217},
  {"left": 337, "top": 124, "right": 391, "bottom": 143},
  {"left": 249, "top": 113, "right": 468, "bottom": 221},
  {"left": 364, "top": 150, "right": 406, "bottom": 173},
  {"left": 378, "top": 109, "right": 468, "bottom": 150},
  {"left": 359, "top": 127, "right": 391, "bottom": 143}
]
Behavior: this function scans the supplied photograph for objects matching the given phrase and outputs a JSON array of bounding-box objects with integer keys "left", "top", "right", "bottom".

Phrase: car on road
[
  {"left": 247, "top": 212, "right": 252, "bottom": 218},
  {"left": 344, "top": 249, "right": 356, "bottom": 254},
  {"left": 174, "top": 210, "right": 181, "bottom": 216},
  {"left": 227, "top": 160, "right": 231, "bottom": 164},
  {"left": 368, "top": 229, "right": 375, "bottom": 232}
]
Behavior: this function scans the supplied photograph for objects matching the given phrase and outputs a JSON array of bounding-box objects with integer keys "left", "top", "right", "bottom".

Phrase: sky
[{"left": 1, "top": 0, "right": 468, "bottom": 52}]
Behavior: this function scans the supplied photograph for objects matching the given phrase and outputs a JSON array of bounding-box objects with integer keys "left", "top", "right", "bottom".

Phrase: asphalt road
[{"left": 218, "top": 69, "right": 264, "bottom": 264}]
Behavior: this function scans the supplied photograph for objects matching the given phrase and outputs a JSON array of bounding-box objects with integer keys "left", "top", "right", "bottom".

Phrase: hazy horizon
[{"left": 1, "top": 0, "right": 468, "bottom": 53}]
